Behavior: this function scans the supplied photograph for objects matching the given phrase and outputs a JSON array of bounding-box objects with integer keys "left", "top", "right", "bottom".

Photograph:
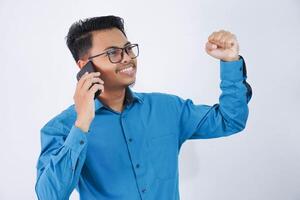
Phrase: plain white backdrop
[{"left": 0, "top": 0, "right": 299, "bottom": 199}]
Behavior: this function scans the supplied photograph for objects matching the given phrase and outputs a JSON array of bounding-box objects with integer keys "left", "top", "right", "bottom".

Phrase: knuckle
[
  {"left": 83, "top": 73, "right": 90, "bottom": 78},
  {"left": 216, "top": 34, "right": 222, "bottom": 39},
  {"left": 92, "top": 72, "right": 100, "bottom": 76},
  {"left": 209, "top": 32, "right": 216, "bottom": 38},
  {"left": 80, "top": 73, "right": 87, "bottom": 79},
  {"left": 93, "top": 84, "right": 99, "bottom": 90}
]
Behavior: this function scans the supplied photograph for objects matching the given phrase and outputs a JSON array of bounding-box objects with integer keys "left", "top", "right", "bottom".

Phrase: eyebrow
[{"left": 103, "top": 41, "right": 131, "bottom": 51}]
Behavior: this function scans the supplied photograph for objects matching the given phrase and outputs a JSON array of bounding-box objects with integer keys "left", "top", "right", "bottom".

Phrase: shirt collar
[{"left": 94, "top": 87, "right": 143, "bottom": 111}]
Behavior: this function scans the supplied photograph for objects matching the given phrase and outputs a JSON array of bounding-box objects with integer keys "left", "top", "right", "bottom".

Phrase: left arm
[{"left": 177, "top": 30, "right": 252, "bottom": 144}]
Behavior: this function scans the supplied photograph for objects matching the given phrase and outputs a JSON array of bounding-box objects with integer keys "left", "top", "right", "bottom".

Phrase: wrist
[
  {"left": 222, "top": 55, "right": 240, "bottom": 62},
  {"left": 75, "top": 119, "right": 90, "bottom": 133}
]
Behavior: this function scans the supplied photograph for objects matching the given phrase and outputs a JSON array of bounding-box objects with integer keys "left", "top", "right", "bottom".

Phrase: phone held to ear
[{"left": 76, "top": 61, "right": 102, "bottom": 99}]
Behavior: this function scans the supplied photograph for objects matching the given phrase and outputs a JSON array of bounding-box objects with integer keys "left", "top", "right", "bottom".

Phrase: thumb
[
  {"left": 205, "top": 41, "right": 218, "bottom": 51},
  {"left": 205, "top": 42, "right": 228, "bottom": 60}
]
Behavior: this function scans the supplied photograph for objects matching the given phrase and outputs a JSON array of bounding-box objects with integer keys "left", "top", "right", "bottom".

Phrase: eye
[
  {"left": 107, "top": 49, "right": 118, "bottom": 56},
  {"left": 126, "top": 45, "right": 134, "bottom": 52}
]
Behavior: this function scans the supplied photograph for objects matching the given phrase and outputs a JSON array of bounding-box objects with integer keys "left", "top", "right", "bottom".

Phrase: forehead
[{"left": 91, "top": 28, "right": 128, "bottom": 50}]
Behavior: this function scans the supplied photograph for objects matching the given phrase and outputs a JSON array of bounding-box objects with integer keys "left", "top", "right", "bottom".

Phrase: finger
[
  {"left": 212, "top": 31, "right": 230, "bottom": 47},
  {"left": 208, "top": 29, "right": 226, "bottom": 40},
  {"left": 208, "top": 32, "right": 217, "bottom": 41},
  {"left": 88, "top": 84, "right": 104, "bottom": 97},
  {"left": 77, "top": 72, "right": 101, "bottom": 90},
  {"left": 82, "top": 77, "right": 104, "bottom": 91},
  {"left": 229, "top": 34, "right": 237, "bottom": 45},
  {"left": 209, "top": 32, "right": 221, "bottom": 42},
  {"left": 224, "top": 34, "right": 238, "bottom": 49},
  {"left": 226, "top": 38, "right": 236, "bottom": 49},
  {"left": 205, "top": 41, "right": 218, "bottom": 51},
  {"left": 212, "top": 30, "right": 226, "bottom": 41},
  {"left": 219, "top": 34, "right": 233, "bottom": 49},
  {"left": 75, "top": 72, "right": 88, "bottom": 94}
]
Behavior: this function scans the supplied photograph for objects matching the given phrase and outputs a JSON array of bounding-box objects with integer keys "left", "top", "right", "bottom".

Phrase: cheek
[
  {"left": 95, "top": 61, "right": 117, "bottom": 74},
  {"left": 102, "top": 66, "right": 120, "bottom": 81},
  {"left": 100, "top": 68, "right": 117, "bottom": 80},
  {"left": 92, "top": 64, "right": 116, "bottom": 82}
]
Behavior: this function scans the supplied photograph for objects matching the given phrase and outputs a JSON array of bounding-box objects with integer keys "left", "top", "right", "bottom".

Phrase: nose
[{"left": 120, "top": 50, "right": 132, "bottom": 64}]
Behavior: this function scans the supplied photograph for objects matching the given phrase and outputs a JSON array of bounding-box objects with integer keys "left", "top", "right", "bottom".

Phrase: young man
[{"left": 35, "top": 16, "right": 252, "bottom": 200}]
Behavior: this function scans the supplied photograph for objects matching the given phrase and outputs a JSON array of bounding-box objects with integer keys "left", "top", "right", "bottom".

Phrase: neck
[{"left": 98, "top": 87, "right": 126, "bottom": 112}]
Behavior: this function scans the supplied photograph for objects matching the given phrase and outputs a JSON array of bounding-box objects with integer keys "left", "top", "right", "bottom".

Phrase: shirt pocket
[{"left": 148, "top": 133, "right": 178, "bottom": 180}]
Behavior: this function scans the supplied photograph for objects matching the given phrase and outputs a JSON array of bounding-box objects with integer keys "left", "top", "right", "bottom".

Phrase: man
[{"left": 35, "top": 15, "right": 252, "bottom": 200}]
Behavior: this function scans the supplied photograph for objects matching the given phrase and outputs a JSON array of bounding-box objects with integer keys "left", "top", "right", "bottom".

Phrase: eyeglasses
[{"left": 88, "top": 43, "right": 139, "bottom": 63}]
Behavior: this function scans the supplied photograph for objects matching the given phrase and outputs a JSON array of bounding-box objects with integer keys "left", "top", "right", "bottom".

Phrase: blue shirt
[{"left": 35, "top": 56, "right": 252, "bottom": 200}]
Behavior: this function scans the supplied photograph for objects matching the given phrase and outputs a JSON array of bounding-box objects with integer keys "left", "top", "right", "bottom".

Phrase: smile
[{"left": 117, "top": 65, "right": 136, "bottom": 76}]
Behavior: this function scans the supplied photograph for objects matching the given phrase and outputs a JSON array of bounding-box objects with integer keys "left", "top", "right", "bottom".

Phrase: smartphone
[{"left": 76, "top": 61, "right": 102, "bottom": 99}]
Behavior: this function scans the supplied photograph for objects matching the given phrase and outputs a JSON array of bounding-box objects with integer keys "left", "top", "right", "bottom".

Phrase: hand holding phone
[
  {"left": 76, "top": 61, "right": 102, "bottom": 99},
  {"left": 74, "top": 61, "right": 104, "bottom": 132}
]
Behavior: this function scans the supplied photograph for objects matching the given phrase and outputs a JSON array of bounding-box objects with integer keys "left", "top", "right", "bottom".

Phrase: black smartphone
[{"left": 76, "top": 61, "right": 102, "bottom": 99}]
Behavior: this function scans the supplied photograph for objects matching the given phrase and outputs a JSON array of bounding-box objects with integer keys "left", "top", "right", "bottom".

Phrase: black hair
[{"left": 66, "top": 15, "right": 126, "bottom": 62}]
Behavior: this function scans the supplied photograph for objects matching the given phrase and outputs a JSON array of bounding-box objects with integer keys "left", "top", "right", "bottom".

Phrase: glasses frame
[{"left": 88, "top": 43, "right": 139, "bottom": 63}]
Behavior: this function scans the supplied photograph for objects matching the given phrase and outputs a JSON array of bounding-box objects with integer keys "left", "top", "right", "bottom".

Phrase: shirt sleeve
[
  {"left": 177, "top": 55, "right": 252, "bottom": 145},
  {"left": 35, "top": 121, "right": 88, "bottom": 200}
]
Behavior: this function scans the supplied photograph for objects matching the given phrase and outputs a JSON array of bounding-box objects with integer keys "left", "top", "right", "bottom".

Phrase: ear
[{"left": 77, "top": 59, "right": 89, "bottom": 69}]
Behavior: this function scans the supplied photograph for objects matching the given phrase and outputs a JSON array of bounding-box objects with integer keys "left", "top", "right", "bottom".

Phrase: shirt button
[
  {"left": 136, "top": 164, "right": 140, "bottom": 168},
  {"left": 142, "top": 188, "right": 146, "bottom": 193},
  {"left": 128, "top": 138, "right": 133, "bottom": 142},
  {"left": 79, "top": 140, "right": 84, "bottom": 145}
]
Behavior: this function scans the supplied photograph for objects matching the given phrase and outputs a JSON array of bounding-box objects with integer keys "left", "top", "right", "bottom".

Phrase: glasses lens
[
  {"left": 126, "top": 44, "right": 139, "bottom": 59},
  {"left": 107, "top": 48, "right": 123, "bottom": 63},
  {"left": 107, "top": 44, "right": 139, "bottom": 63}
]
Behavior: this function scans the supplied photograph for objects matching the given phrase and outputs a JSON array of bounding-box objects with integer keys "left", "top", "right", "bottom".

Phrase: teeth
[{"left": 119, "top": 66, "right": 133, "bottom": 73}]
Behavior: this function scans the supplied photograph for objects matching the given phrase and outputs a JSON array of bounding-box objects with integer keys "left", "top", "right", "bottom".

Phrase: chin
[
  {"left": 123, "top": 79, "right": 135, "bottom": 88},
  {"left": 128, "top": 81, "right": 136, "bottom": 88}
]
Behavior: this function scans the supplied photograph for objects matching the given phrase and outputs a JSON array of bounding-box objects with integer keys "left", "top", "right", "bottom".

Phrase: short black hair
[{"left": 66, "top": 15, "right": 126, "bottom": 62}]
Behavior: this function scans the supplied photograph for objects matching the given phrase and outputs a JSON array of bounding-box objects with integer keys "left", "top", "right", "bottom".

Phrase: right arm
[
  {"left": 35, "top": 125, "right": 88, "bottom": 200},
  {"left": 35, "top": 71, "right": 104, "bottom": 199}
]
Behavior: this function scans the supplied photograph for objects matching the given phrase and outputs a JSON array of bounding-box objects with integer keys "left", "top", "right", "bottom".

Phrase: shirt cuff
[
  {"left": 220, "top": 55, "right": 245, "bottom": 81},
  {"left": 64, "top": 125, "right": 88, "bottom": 153}
]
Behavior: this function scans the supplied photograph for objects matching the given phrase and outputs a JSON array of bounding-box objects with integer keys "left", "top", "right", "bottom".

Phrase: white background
[{"left": 0, "top": 0, "right": 299, "bottom": 199}]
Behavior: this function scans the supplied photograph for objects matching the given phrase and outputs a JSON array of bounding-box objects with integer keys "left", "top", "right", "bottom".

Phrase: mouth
[{"left": 116, "top": 64, "right": 136, "bottom": 76}]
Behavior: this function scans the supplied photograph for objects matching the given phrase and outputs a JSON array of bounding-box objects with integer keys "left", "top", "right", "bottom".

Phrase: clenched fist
[{"left": 205, "top": 30, "right": 240, "bottom": 62}]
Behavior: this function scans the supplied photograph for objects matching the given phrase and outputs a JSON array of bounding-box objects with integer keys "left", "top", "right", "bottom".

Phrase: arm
[
  {"left": 177, "top": 30, "right": 252, "bottom": 145},
  {"left": 35, "top": 71, "right": 104, "bottom": 199},
  {"left": 178, "top": 56, "right": 252, "bottom": 145},
  {"left": 35, "top": 122, "right": 88, "bottom": 200}
]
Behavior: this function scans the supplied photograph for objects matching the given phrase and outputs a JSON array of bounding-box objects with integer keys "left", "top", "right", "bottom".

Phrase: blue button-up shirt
[{"left": 35, "top": 56, "right": 252, "bottom": 200}]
